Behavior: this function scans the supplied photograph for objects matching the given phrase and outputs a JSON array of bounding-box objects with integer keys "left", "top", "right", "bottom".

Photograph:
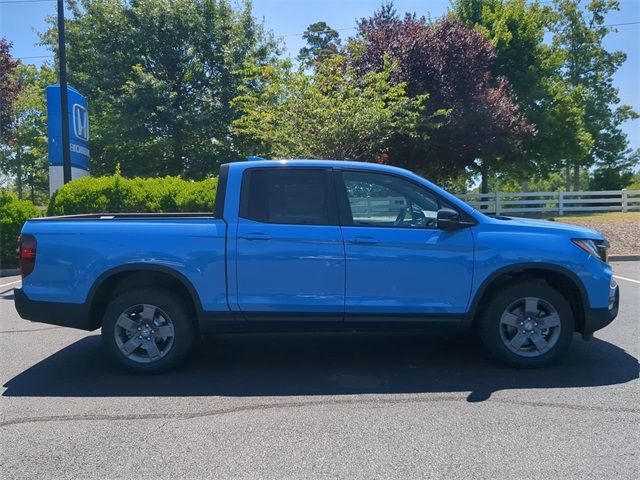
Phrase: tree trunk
[
  {"left": 565, "top": 165, "right": 572, "bottom": 191},
  {"left": 572, "top": 163, "right": 580, "bottom": 191},
  {"left": 16, "top": 160, "right": 23, "bottom": 199},
  {"left": 30, "top": 175, "right": 35, "bottom": 204},
  {"left": 172, "top": 123, "right": 184, "bottom": 176},
  {"left": 480, "top": 163, "right": 489, "bottom": 194}
]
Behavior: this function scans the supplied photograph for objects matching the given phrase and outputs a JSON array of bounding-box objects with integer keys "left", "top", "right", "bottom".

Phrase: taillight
[{"left": 19, "top": 234, "right": 36, "bottom": 278}]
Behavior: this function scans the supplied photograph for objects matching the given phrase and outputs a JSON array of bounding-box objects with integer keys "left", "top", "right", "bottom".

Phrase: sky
[{"left": 1, "top": 0, "right": 638, "bottom": 152}]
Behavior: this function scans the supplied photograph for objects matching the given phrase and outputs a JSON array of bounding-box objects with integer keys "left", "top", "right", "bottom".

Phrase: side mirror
[{"left": 437, "top": 208, "right": 465, "bottom": 230}]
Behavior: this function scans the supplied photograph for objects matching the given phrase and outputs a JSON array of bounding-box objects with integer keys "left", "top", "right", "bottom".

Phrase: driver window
[{"left": 343, "top": 171, "right": 440, "bottom": 228}]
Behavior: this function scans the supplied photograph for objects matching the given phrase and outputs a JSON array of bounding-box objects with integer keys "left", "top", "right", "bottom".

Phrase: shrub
[
  {"left": 176, "top": 178, "right": 218, "bottom": 212},
  {"left": 588, "top": 168, "right": 634, "bottom": 191},
  {"left": 627, "top": 173, "right": 640, "bottom": 190},
  {"left": 0, "top": 191, "right": 41, "bottom": 269},
  {"left": 47, "top": 174, "right": 218, "bottom": 216}
]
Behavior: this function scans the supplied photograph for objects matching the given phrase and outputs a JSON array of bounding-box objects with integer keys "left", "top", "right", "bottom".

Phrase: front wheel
[
  {"left": 102, "top": 288, "right": 195, "bottom": 373},
  {"left": 479, "top": 282, "right": 574, "bottom": 368}
]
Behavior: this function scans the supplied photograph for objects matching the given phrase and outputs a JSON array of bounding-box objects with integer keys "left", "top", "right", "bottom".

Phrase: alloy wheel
[
  {"left": 113, "top": 303, "right": 175, "bottom": 363},
  {"left": 498, "top": 296, "right": 562, "bottom": 358}
]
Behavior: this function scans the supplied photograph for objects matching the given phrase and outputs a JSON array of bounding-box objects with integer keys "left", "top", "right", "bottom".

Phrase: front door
[
  {"left": 336, "top": 169, "right": 474, "bottom": 320},
  {"left": 235, "top": 167, "right": 345, "bottom": 320}
]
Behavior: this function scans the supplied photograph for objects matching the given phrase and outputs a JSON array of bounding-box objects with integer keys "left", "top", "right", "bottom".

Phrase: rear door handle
[
  {"left": 242, "top": 232, "right": 272, "bottom": 241},
  {"left": 348, "top": 236, "right": 378, "bottom": 245}
]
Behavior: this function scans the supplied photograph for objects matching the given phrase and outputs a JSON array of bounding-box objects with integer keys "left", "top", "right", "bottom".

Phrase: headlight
[{"left": 572, "top": 238, "right": 609, "bottom": 263}]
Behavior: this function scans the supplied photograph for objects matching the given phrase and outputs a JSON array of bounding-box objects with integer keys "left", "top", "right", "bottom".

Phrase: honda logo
[{"left": 72, "top": 104, "right": 89, "bottom": 141}]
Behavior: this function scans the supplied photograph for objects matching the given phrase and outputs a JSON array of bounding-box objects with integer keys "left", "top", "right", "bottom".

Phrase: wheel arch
[
  {"left": 467, "top": 263, "right": 588, "bottom": 333},
  {"left": 86, "top": 264, "right": 204, "bottom": 330}
]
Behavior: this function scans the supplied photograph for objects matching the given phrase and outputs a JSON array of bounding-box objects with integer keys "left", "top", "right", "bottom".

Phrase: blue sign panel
[{"left": 46, "top": 84, "right": 89, "bottom": 170}]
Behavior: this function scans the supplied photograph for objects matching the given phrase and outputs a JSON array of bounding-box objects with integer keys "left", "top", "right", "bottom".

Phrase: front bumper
[
  {"left": 582, "top": 281, "right": 619, "bottom": 334},
  {"left": 14, "top": 288, "right": 95, "bottom": 331}
]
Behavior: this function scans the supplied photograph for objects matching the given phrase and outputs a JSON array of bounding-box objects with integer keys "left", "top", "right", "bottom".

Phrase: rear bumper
[
  {"left": 582, "top": 283, "right": 619, "bottom": 334},
  {"left": 14, "top": 288, "right": 95, "bottom": 331}
]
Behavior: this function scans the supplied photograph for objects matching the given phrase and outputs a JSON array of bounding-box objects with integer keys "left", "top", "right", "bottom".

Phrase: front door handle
[
  {"left": 348, "top": 236, "right": 378, "bottom": 245},
  {"left": 242, "top": 232, "right": 272, "bottom": 241}
]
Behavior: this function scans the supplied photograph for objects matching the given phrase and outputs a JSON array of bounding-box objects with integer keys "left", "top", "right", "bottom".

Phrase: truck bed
[{"left": 19, "top": 215, "right": 228, "bottom": 316}]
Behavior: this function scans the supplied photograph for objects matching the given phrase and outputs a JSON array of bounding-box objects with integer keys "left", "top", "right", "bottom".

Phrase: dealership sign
[{"left": 46, "top": 84, "right": 90, "bottom": 194}]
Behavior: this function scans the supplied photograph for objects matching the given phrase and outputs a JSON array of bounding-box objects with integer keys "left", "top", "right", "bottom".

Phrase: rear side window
[{"left": 240, "top": 168, "right": 336, "bottom": 225}]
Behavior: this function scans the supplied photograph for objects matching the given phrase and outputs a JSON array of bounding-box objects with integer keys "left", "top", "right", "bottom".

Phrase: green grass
[{"left": 551, "top": 211, "right": 640, "bottom": 223}]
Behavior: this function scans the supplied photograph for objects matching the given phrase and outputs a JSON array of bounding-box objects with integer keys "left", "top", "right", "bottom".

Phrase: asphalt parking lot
[{"left": 0, "top": 262, "right": 638, "bottom": 480}]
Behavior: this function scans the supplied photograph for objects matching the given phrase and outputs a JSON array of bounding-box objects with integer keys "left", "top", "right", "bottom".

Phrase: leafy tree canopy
[
  {"left": 349, "top": 5, "right": 534, "bottom": 185},
  {"left": 2, "top": 0, "right": 636, "bottom": 199},
  {"left": 453, "top": 0, "right": 591, "bottom": 180},
  {"left": 551, "top": 0, "right": 638, "bottom": 188},
  {"left": 0, "top": 38, "right": 23, "bottom": 145},
  {"left": 232, "top": 55, "right": 424, "bottom": 162},
  {"left": 298, "top": 21, "right": 341, "bottom": 67},
  {"left": 40, "top": 0, "right": 279, "bottom": 179},
  {"left": 0, "top": 62, "right": 55, "bottom": 203}
]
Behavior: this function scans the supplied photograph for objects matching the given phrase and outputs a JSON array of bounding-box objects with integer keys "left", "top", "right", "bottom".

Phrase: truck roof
[{"left": 229, "top": 158, "right": 419, "bottom": 176}]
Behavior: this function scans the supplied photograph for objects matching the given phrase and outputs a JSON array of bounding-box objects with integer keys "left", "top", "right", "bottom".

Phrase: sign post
[
  {"left": 46, "top": 84, "right": 90, "bottom": 195},
  {"left": 57, "top": 0, "right": 72, "bottom": 184}
]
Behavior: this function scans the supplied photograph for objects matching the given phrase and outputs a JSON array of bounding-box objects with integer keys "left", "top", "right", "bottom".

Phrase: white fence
[{"left": 456, "top": 189, "right": 640, "bottom": 215}]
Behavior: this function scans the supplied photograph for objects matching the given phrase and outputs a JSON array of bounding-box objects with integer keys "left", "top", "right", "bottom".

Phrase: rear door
[
  {"left": 336, "top": 169, "right": 474, "bottom": 319},
  {"left": 235, "top": 167, "right": 345, "bottom": 320}
]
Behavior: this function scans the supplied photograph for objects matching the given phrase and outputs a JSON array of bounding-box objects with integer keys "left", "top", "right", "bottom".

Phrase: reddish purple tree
[
  {"left": 351, "top": 5, "right": 534, "bottom": 188},
  {"left": 0, "top": 38, "right": 23, "bottom": 145}
]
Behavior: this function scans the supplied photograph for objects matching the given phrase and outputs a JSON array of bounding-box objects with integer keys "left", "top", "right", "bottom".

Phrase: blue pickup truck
[{"left": 15, "top": 160, "right": 619, "bottom": 372}]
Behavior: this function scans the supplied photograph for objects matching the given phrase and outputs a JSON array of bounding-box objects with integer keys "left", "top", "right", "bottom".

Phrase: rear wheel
[
  {"left": 479, "top": 282, "right": 574, "bottom": 368},
  {"left": 102, "top": 288, "right": 195, "bottom": 373}
]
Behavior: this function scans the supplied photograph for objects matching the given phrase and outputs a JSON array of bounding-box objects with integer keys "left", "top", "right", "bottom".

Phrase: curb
[
  {"left": 609, "top": 255, "right": 640, "bottom": 262},
  {"left": 0, "top": 269, "right": 20, "bottom": 277}
]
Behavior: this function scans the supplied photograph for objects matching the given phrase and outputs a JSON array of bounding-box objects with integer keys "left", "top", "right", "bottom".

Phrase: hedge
[
  {"left": 47, "top": 174, "right": 218, "bottom": 216},
  {"left": 0, "top": 191, "right": 41, "bottom": 269}
]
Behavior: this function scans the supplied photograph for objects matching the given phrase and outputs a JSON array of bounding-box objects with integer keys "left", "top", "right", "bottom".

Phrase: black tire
[
  {"left": 102, "top": 288, "right": 195, "bottom": 374},
  {"left": 479, "top": 281, "right": 574, "bottom": 368}
]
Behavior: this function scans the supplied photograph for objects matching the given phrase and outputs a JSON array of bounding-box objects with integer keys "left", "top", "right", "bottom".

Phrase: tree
[
  {"left": 452, "top": 0, "right": 593, "bottom": 187},
  {"left": 40, "top": 0, "right": 278, "bottom": 179},
  {"left": 552, "top": 0, "right": 638, "bottom": 190},
  {"left": 0, "top": 64, "right": 55, "bottom": 203},
  {"left": 350, "top": 5, "right": 534, "bottom": 189},
  {"left": 232, "top": 55, "right": 424, "bottom": 162},
  {"left": 0, "top": 38, "right": 22, "bottom": 146},
  {"left": 297, "top": 22, "right": 341, "bottom": 67},
  {"left": 589, "top": 148, "right": 639, "bottom": 190}
]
